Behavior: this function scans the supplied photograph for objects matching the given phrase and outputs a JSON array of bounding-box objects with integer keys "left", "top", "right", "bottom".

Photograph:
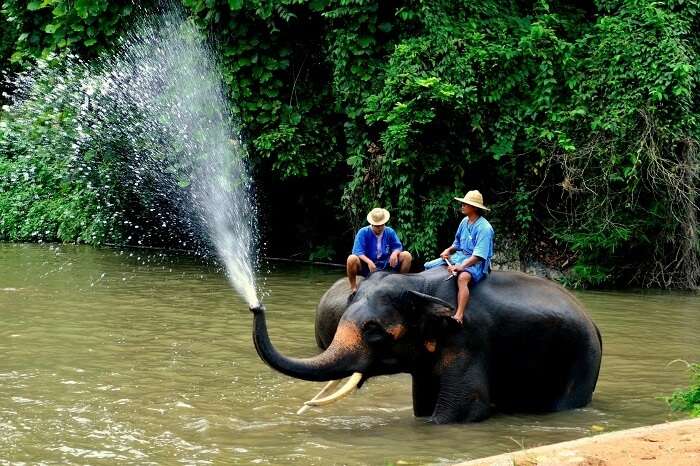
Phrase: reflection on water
[{"left": 1, "top": 243, "right": 698, "bottom": 465}]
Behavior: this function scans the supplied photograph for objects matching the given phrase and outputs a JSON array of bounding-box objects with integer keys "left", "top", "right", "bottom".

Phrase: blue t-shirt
[
  {"left": 352, "top": 226, "right": 403, "bottom": 268},
  {"left": 451, "top": 216, "right": 494, "bottom": 275}
]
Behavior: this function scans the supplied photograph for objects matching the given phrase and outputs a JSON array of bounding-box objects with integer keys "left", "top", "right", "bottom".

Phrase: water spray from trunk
[{"left": 4, "top": 5, "right": 260, "bottom": 306}]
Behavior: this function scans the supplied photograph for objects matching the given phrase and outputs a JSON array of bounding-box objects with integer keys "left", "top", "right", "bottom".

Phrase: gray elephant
[{"left": 250, "top": 267, "right": 602, "bottom": 424}]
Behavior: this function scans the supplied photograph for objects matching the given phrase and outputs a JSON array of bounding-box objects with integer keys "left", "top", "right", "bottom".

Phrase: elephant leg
[
  {"left": 553, "top": 353, "right": 600, "bottom": 411},
  {"left": 412, "top": 371, "right": 440, "bottom": 417},
  {"left": 431, "top": 358, "right": 490, "bottom": 424}
]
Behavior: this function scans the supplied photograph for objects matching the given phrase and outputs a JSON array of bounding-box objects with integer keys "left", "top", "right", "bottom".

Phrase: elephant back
[
  {"left": 418, "top": 267, "right": 598, "bottom": 351},
  {"left": 470, "top": 270, "right": 591, "bottom": 323}
]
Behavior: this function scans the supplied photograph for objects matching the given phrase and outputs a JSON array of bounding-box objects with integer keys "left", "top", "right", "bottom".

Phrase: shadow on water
[{"left": 1, "top": 244, "right": 699, "bottom": 465}]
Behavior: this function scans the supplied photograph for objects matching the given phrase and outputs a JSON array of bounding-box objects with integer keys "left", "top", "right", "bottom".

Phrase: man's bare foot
[{"left": 452, "top": 314, "right": 463, "bottom": 324}]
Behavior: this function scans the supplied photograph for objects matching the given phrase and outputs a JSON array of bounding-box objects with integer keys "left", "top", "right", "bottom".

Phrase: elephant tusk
[
  {"left": 296, "top": 379, "right": 343, "bottom": 415},
  {"left": 303, "top": 372, "right": 363, "bottom": 407}
]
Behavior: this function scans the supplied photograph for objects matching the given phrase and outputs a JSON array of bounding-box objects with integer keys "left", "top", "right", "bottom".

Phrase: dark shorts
[{"left": 359, "top": 261, "right": 400, "bottom": 277}]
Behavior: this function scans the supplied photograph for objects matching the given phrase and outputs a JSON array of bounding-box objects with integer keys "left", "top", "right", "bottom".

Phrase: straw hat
[
  {"left": 367, "top": 208, "right": 390, "bottom": 226},
  {"left": 454, "top": 190, "right": 490, "bottom": 211}
]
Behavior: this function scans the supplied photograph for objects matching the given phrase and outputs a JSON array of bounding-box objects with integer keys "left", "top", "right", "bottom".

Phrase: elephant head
[{"left": 250, "top": 276, "right": 484, "bottom": 423}]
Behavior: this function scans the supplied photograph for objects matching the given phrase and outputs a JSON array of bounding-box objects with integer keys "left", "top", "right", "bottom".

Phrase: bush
[
  {"left": 0, "top": 59, "right": 110, "bottom": 244},
  {"left": 667, "top": 362, "right": 700, "bottom": 417}
]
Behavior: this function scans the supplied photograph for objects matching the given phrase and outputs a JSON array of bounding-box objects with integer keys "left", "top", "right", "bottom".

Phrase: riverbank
[{"left": 457, "top": 417, "right": 700, "bottom": 466}]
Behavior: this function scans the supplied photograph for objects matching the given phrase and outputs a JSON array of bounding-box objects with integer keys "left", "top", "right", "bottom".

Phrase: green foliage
[
  {"left": 1, "top": 0, "right": 147, "bottom": 64},
  {"left": 0, "top": 0, "right": 697, "bottom": 288},
  {"left": 543, "top": 0, "right": 700, "bottom": 288},
  {"left": 183, "top": 0, "right": 345, "bottom": 179},
  {"left": 308, "top": 243, "right": 335, "bottom": 262},
  {"left": 667, "top": 363, "right": 700, "bottom": 417},
  {"left": 0, "top": 61, "right": 110, "bottom": 244},
  {"left": 339, "top": 0, "right": 699, "bottom": 287},
  {"left": 0, "top": 7, "right": 17, "bottom": 69},
  {"left": 0, "top": 52, "right": 191, "bottom": 247}
]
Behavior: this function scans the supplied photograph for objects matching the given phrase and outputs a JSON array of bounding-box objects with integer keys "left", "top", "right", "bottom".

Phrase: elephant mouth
[
  {"left": 296, "top": 372, "right": 364, "bottom": 414},
  {"left": 295, "top": 360, "right": 412, "bottom": 414}
]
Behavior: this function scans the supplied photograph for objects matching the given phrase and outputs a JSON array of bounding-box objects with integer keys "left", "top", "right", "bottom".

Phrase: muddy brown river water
[{"left": 1, "top": 243, "right": 698, "bottom": 465}]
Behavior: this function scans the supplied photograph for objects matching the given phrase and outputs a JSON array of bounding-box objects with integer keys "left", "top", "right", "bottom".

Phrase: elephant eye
[{"left": 362, "top": 321, "right": 388, "bottom": 345}]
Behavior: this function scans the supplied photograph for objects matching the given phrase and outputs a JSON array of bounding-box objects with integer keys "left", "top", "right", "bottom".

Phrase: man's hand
[
  {"left": 447, "top": 264, "right": 464, "bottom": 275},
  {"left": 389, "top": 251, "right": 400, "bottom": 268},
  {"left": 367, "top": 260, "right": 377, "bottom": 273},
  {"left": 440, "top": 248, "right": 452, "bottom": 260}
]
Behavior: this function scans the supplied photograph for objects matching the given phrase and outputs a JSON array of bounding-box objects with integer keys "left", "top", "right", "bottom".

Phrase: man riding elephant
[
  {"left": 346, "top": 207, "right": 413, "bottom": 293},
  {"left": 425, "top": 190, "right": 494, "bottom": 324}
]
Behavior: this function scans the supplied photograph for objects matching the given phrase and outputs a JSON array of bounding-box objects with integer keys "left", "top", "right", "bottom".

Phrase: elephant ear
[{"left": 404, "top": 290, "right": 462, "bottom": 339}]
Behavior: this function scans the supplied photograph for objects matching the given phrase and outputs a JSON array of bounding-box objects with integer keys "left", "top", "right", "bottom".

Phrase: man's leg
[
  {"left": 398, "top": 251, "right": 412, "bottom": 273},
  {"left": 346, "top": 254, "right": 362, "bottom": 293},
  {"left": 453, "top": 271, "right": 472, "bottom": 324}
]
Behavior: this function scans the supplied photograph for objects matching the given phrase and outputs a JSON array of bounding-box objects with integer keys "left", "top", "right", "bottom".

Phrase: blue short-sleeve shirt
[
  {"left": 352, "top": 226, "right": 403, "bottom": 269},
  {"left": 451, "top": 216, "right": 495, "bottom": 275}
]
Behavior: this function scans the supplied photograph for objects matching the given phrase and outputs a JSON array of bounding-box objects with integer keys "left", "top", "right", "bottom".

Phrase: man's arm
[
  {"left": 440, "top": 245, "right": 457, "bottom": 259},
  {"left": 351, "top": 228, "right": 368, "bottom": 257},
  {"left": 357, "top": 254, "right": 372, "bottom": 263},
  {"left": 358, "top": 254, "right": 377, "bottom": 272},
  {"left": 451, "top": 254, "right": 483, "bottom": 272},
  {"left": 387, "top": 228, "right": 403, "bottom": 254},
  {"left": 386, "top": 229, "right": 402, "bottom": 266},
  {"left": 352, "top": 229, "right": 377, "bottom": 270},
  {"left": 472, "top": 225, "right": 494, "bottom": 265},
  {"left": 450, "top": 226, "right": 492, "bottom": 273}
]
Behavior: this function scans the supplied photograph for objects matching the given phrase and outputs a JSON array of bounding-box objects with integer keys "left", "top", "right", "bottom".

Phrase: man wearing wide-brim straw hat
[
  {"left": 347, "top": 208, "right": 413, "bottom": 293},
  {"left": 424, "top": 190, "right": 494, "bottom": 324}
]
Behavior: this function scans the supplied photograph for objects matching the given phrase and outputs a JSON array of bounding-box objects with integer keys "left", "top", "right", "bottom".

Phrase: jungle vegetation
[
  {"left": 667, "top": 362, "right": 700, "bottom": 417},
  {"left": 0, "top": 0, "right": 698, "bottom": 289}
]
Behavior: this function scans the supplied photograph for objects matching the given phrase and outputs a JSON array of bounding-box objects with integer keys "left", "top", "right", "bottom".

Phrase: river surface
[{"left": 1, "top": 243, "right": 698, "bottom": 465}]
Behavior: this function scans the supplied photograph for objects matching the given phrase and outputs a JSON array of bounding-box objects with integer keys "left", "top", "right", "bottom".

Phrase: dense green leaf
[{"left": 0, "top": 0, "right": 697, "bottom": 289}]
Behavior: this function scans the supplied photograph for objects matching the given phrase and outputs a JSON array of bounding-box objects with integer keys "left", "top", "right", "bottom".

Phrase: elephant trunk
[{"left": 250, "top": 304, "right": 364, "bottom": 382}]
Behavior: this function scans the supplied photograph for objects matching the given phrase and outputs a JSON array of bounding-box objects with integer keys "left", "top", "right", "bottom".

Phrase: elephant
[{"left": 250, "top": 266, "right": 602, "bottom": 424}]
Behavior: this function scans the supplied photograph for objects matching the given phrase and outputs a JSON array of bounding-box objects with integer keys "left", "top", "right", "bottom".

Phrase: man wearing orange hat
[
  {"left": 347, "top": 208, "right": 413, "bottom": 293},
  {"left": 424, "top": 190, "right": 494, "bottom": 324}
]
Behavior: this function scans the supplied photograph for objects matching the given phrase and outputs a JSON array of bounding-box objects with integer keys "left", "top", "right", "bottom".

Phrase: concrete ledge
[{"left": 457, "top": 417, "right": 700, "bottom": 466}]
